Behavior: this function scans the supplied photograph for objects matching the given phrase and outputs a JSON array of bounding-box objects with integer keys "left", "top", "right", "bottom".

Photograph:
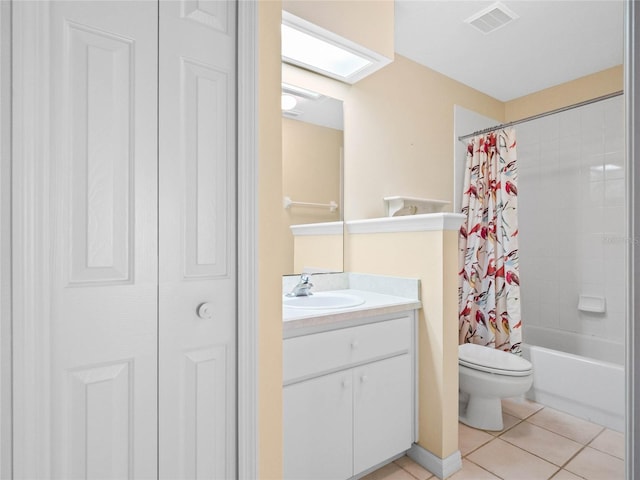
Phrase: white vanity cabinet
[{"left": 283, "top": 313, "right": 416, "bottom": 480}]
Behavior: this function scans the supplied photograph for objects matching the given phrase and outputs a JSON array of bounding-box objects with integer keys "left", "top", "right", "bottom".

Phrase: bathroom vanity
[{"left": 283, "top": 285, "right": 420, "bottom": 480}]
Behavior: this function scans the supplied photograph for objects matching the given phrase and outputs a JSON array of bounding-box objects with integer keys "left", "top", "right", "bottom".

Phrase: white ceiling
[{"left": 394, "top": 0, "right": 624, "bottom": 101}]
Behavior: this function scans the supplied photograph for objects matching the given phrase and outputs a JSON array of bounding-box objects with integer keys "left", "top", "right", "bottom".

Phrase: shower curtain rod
[{"left": 457, "top": 90, "right": 624, "bottom": 142}]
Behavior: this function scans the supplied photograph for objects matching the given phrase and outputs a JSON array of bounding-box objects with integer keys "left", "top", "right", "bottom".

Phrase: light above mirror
[
  {"left": 281, "top": 24, "right": 371, "bottom": 78},
  {"left": 281, "top": 83, "right": 343, "bottom": 130},
  {"left": 281, "top": 11, "right": 392, "bottom": 84}
]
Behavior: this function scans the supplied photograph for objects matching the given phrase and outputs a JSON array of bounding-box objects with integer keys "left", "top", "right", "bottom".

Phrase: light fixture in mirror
[
  {"left": 281, "top": 94, "right": 297, "bottom": 111},
  {"left": 282, "top": 83, "right": 344, "bottom": 275},
  {"left": 281, "top": 11, "right": 392, "bottom": 84}
]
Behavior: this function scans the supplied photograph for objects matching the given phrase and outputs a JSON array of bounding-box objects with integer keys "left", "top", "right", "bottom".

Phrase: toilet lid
[{"left": 459, "top": 343, "right": 532, "bottom": 377}]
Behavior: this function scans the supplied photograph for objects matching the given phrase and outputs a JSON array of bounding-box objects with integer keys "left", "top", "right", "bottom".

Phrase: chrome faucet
[{"left": 286, "top": 273, "right": 313, "bottom": 297}]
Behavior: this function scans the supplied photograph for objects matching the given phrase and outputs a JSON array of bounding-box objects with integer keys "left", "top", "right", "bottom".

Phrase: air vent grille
[{"left": 465, "top": 2, "right": 518, "bottom": 34}]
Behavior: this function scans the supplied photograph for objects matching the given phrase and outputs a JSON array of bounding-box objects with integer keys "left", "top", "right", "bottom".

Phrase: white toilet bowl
[{"left": 458, "top": 343, "right": 533, "bottom": 431}]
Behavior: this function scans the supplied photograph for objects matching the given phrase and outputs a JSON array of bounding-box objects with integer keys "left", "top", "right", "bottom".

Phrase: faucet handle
[{"left": 300, "top": 272, "right": 312, "bottom": 283}]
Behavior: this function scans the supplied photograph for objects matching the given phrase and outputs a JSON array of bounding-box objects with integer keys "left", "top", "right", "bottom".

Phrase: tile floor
[{"left": 362, "top": 398, "right": 624, "bottom": 480}]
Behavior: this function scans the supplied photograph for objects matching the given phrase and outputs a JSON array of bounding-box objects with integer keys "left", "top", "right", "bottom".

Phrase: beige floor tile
[
  {"left": 502, "top": 397, "right": 544, "bottom": 419},
  {"left": 526, "top": 407, "right": 604, "bottom": 444},
  {"left": 394, "top": 455, "right": 433, "bottom": 480},
  {"left": 500, "top": 421, "right": 583, "bottom": 466},
  {"left": 361, "top": 462, "right": 418, "bottom": 480},
  {"left": 589, "top": 429, "right": 625, "bottom": 459},
  {"left": 447, "top": 459, "right": 501, "bottom": 479},
  {"left": 564, "top": 446, "right": 625, "bottom": 480},
  {"left": 550, "top": 469, "right": 584, "bottom": 480},
  {"left": 467, "top": 438, "right": 559, "bottom": 480},
  {"left": 486, "top": 413, "right": 521, "bottom": 436},
  {"left": 458, "top": 422, "right": 494, "bottom": 455}
]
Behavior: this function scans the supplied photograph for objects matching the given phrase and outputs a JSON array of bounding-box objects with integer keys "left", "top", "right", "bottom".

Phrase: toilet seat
[{"left": 459, "top": 343, "right": 532, "bottom": 377}]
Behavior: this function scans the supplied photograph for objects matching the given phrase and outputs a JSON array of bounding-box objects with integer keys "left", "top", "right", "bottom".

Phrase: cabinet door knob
[
  {"left": 342, "top": 379, "right": 351, "bottom": 388},
  {"left": 350, "top": 340, "right": 359, "bottom": 349},
  {"left": 361, "top": 375, "right": 368, "bottom": 383}
]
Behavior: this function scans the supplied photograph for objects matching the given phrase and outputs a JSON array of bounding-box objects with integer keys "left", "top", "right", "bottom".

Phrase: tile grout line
[
  {"left": 495, "top": 421, "right": 596, "bottom": 475},
  {"left": 393, "top": 457, "right": 434, "bottom": 480},
  {"left": 459, "top": 415, "right": 528, "bottom": 459},
  {"left": 529, "top": 422, "right": 606, "bottom": 449},
  {"left": 493, "top": 422, "right": 617, "bottom": 479},
  {"left": 584, "top": 428, "right": 626, "bottom": 460},
  {"left": 516, "top": 408, "right": 607, "bottom": 447},
  {"left": 463, "top": 457, "right": 507, "bottom": 480},
  {"left": 548, "top": 466, "right": 588, "bottom": 480}
]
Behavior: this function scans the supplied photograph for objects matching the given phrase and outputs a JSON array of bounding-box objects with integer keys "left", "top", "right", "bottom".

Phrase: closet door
[
  {"left": 158, "top": 1, "right": 237, "bottom": 479},
  {"left": 13, "top": 2, "right": 237, "bottom": 478},
  {"left": 15, "top": 1, "right": 159, "bottom": 478}
]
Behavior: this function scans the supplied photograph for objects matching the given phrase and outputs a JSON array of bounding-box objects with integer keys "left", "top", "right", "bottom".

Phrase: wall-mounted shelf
[
  {"left": 284, "top": 196, "right": 339, "bottom": 213},
  {"left": 383, "top": 196, "right": 450, "bottom": 217}
]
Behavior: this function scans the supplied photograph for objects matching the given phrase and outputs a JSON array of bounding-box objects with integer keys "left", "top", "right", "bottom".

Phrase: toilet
[{"left": 458, "top": 343, "right": 533, "bottom": 431}]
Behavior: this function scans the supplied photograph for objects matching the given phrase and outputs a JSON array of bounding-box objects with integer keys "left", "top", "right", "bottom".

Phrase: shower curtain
[{"left": 458, "top": 128, "right": 522, "bottom": 354}]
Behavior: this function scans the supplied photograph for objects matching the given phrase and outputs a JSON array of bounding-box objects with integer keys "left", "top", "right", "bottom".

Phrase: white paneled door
[
  {"left": 12, "top": 1, "right": 237, "bottom": 478},
  {"left": 158, "top": 1, "right": 237, "bottom": 479}
]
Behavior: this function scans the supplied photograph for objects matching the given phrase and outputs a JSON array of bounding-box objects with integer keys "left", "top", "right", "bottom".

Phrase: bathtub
[{"left": 521, "top": 344, "right": 625, "bottom": 432}]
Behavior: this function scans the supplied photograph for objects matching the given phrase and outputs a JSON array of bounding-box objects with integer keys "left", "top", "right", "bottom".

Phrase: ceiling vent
[{"left": 465, "top": 2, "right": 518, "bottom": 34}]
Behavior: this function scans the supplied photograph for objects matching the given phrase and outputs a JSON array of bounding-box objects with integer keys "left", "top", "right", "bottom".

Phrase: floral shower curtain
[{"left": 458, "top": 128, "right": 522, "bottom": 354}]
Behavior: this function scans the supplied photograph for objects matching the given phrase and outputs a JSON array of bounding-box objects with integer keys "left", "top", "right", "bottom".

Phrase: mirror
[{"left": 281, "top": 82, "right": 344, "bottom": 274}]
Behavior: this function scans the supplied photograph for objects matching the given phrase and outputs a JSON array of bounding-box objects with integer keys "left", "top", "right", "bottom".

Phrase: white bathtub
[{"left": 521, "top": 344, "right": 625, "bottom": 432}]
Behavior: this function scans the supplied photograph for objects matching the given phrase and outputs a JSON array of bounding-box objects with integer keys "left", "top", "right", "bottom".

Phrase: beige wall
[
  {"left": 345, "top": 229, "right": 460, "bottom": 458},
  {"left": 293, "top": 234, "right": 343, "bottom": 273},
  {"left": 505, "top": 65, "right": 623, "bottom": 121},
  {"left": 283, "top": 118, "right": 342, "bottom": 273},
  {"left": 282, "top": 0, "right": 394, "bottom": 60},
  {"left": 344, "top": 55, "right": 505, "bottom": 220},
  {"left": 258, "top": 1, "right": 284, "bottom": 478}
]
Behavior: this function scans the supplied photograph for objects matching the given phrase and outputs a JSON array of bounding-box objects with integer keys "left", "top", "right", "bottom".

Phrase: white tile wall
[{"left": 517, "top": 96, "right": 626, "bottom": 364}]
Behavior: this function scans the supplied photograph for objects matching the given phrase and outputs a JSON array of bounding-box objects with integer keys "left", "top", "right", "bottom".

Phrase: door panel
[
  {"left": 66, "top": 21, "right": 134, "bottom": 284},
  {"left": 68, "top": 361, "right": 132, "bottom": 479},
  {"left": 48, "top": 1, "right": 158, "bottom": 478},
  {"left": 158, "top": 1, "right": 237, "bottom": 478},
  {"left": 181, "top": 57, "right": 230, "bottom": 278}
]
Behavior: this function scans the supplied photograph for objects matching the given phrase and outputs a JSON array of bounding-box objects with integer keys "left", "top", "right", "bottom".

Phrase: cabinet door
[
  {"left": 283, "top": 371, "right": 353, "bottom": 480},
  {"left": 353, "top": 354, "right": 412, "bottom": 474}
]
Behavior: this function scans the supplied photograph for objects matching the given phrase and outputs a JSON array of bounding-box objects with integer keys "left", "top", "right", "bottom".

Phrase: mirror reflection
[{"left": 282, "top": 83, "right": 344, "bottom": 274}]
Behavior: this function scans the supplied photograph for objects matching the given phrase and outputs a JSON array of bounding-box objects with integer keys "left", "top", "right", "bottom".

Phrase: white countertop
[{"left": 283, "top": 289, "right": 421, "bottom": 338}]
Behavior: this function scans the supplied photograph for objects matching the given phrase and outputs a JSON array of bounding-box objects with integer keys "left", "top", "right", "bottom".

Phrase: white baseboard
[{"left": 407, "top": 443, "right": 462, "bottom": 479}]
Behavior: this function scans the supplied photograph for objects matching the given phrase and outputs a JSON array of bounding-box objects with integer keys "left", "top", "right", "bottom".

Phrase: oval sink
[{"left": 283, "top": 292, "right": 365, "bottom": 309}]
